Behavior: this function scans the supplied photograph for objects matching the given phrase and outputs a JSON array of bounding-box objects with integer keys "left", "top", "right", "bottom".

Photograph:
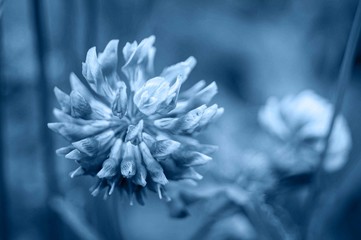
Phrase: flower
[
  {"left": 48, "top": 36, "right": 223, "bottom": 204},
  {"left": 167, "top": 149, "right": 275, "bottom": 216},
  {"left": 258, "top": 90, "right": 351, "bottom": 172},
  {"left": 165, "top": 151, "right": 278, "bottom": 240}
]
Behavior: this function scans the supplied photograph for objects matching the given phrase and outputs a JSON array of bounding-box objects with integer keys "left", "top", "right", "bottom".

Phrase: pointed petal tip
[
  {"left": 209, "top": 81, "right": 218, "bottom": 89},
  {"left": 187, "top": 56, "right": 197, "bottom": 66},
  {"left": 159, "top": 175, "right": 169, "bottom": 185},
  {"left": 96, "top": 169, "right": 107, "bottom": 179},
  {"left": 65, "top": 149, "right": 86, "bottom": 160},
  {"left": 188, "top": 153, "right": 213, "bottom": 166},
  {"left": 194, "top": 172, "right": 203, "bottom": 180},
  {"left": 69, "top": 72, "right": 77, "bottom": 80},
  {"left": 108, "top": 39, "right": 119, "bottom": 47},
  {"left": 69, "top": 167, "right": 85, "bottom": 178},
  {"left": 91, "top": 189, "right": 100, "bottom": 197},
  {"left": 146, "top": 35, "right": 156, "bottom": 43},
  {"left": 52, "top": 107, "right": 61, "bottom": 115},
  {"left": 215, "top": 107, "right": 224, "bottom": 119},
  {"left": 72, "top": 138, "right": 98, "bottom": 157},
  {"left": 53, "top": 86, "right": 62, "bottom": 95},
  {"left": 56, "top": 146, "right": 74, "bottom": 156},
  {"left": 87, "top": 46, "right": 97, "bottom": 55},
  {"left": 47, "top": 123, "right": 60, "bottom": 132},
  {"left": 140, "top": 178, "right": 147, "bottom": 187}
]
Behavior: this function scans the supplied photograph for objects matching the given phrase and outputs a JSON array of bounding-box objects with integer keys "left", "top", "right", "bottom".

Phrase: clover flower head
[
  {"left": 48, "top": 36, "right": 223, "bottom": 204},
  {"left": 258, "top": 90, "right": 351, "bottom": 172}
]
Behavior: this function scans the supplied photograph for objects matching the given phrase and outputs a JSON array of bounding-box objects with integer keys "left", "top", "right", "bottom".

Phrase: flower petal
[
  {"left": 139, "top": 142, "right": 168, "bottom": 185},
  {"left": 122, "top": 36, "right": 156, "bottom": 91},
  {"left": 161, "top": 56, "right": 196, "bottom": 84}
]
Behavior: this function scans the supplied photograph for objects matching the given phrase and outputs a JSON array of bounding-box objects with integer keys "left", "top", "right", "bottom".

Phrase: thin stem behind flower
[
  {"left": 315, "top": 0, "right": 361, "bottom": 193},
  {"left": 31, "top": 0, "right": 62, "bottom": 238},
  {"left": 306, "top": 1, "right": 361, "bottom": 239},
  {"left": 318, "top": 1, "right": 361, "bottom": 182},
  {"left": 0, "top": 1, "right": 10, "bottom": 239}
]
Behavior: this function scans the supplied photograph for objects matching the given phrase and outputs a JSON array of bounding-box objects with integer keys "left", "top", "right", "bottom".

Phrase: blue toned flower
[
  {"left": 167, "top": 150, "right": 275, "bottom": 217},
  {"left": 48, "top": 36, "right": 223, "bottom": 204},
  {"left": 258, "top": 90, "right": 351, "bottom": 172},
  {"left": 165, "top": 151, "right": 279, "bottom": 240}
]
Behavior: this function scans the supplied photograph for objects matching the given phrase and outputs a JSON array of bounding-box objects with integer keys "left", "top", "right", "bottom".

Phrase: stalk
[
  {"left": 0, "top": 1, "right": 10, "bottom": 239},
  {"left": 30, "top": 0, "right": 61, "bottom": 239},
  {"left": 315, "top": 0, "right": 361, "bottom": 191},
  {"left": 306, "top": 1, "right": 361, "bottom": 239}
]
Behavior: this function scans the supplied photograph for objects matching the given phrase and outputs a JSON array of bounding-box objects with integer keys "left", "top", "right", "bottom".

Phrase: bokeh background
[{"left": 1, "top": 0, "right": 361, "bottom": 239}]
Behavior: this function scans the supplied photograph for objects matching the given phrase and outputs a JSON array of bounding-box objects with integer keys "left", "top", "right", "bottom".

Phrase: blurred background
[{"left": 1, "top": 0, "right": 361, "bottom": 239}]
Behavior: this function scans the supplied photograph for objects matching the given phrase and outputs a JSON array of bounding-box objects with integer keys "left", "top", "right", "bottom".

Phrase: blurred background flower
[{"left": 259, "top": 90, "right": 351, "bottom": 173}]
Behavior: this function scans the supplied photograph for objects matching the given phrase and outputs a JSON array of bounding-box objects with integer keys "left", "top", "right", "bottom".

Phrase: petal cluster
[
  {"left": 48, "top": 36, "right": 223, "bottom": 204},
  {"left": 258, "top": 90, "right": 351, "bottom": 172}
]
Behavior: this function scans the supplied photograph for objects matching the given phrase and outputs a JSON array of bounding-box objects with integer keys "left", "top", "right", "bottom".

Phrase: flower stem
[
  {"left": 306, "top": 1, "right": 361, "bottom": 239},
  {"left": 0, "top": 1, "right": 10, "bottom": 239},
  {"left": 31, "top": 0, "right": 62, "bottom": 238},
  {"left": 315, "top": 0, "right": 361, "bottom": 190}
]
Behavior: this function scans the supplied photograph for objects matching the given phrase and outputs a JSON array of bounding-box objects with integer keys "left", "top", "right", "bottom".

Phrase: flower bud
[
  {"left": 82, "top": 47, "right": 104, "bottom": 91},
  {"left": 98, "top": 39, "right": 119, "bottom": 75},
  {"left": 158, "top": 76, "right": 181, "bottom": 113},
  {"left": 72, "top": 138, "right": 98, "bottom": 157},
  {"left": 194, "top": 81, "right": 218, "bottom": 105},
  {"left": 132, "top": 146, "right": 147, "bottom": 186},
  {"left": 125, "top": 120, "right": 144, "bottom": 143},
  {"left": 70, "top": 91, "right": 92, "bottom": 118},
  {"left": 139, "top": 142, "right": 168, "bottom": 185},
  {"left": 152, "top": 139, "right": 181, "bottom": 159},
  {"left": 112, "top": 82, "right": 128, "bottom": 118},
  {"left": 122, "top": 36, "right": 156, "bottom": 91},
  {"left": 153, "top": 118, "right": 178, "bottom": 130},
  {"left": 133, "top": 77, "right": 169, "bottom": 115},
  {"left": 121, "top": 142, "right": 136, "bottom": 178},
  {"left": 72, "top": 129, "right": 115, "bottom": 157},
  {"left": 174, "top": 105, "right": 207, "bottom": 134},
  {"left": 97, "top": 139, "right": 122, "bottom": 179},
  {"left": 54, "top": 87, "right": 71, "bottom": 113}
]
